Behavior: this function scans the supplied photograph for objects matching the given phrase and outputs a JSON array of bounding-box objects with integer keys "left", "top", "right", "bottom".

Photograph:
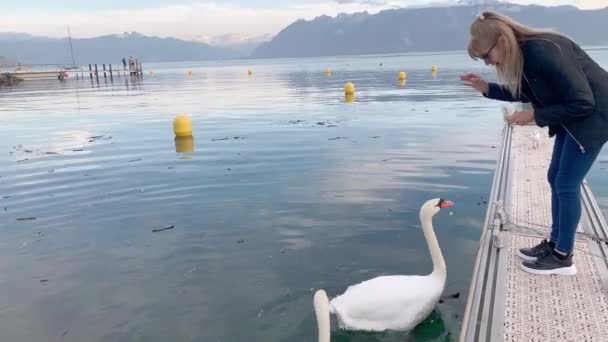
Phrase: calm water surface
[{"left": 1, "top": 50, "right": 607, "bottom": 342}]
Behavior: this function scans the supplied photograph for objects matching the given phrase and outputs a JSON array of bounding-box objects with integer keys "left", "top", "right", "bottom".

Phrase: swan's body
[{"left": 314, "top": 198, "right": 452, "bottom": 342}]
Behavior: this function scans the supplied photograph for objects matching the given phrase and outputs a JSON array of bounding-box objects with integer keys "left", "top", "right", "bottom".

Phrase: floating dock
[
  {"left": 1, "top": 62, "right": 143, "bottom": 81},
  {"left": 459, "top": 124, "right": 608, "bottom": 341}
]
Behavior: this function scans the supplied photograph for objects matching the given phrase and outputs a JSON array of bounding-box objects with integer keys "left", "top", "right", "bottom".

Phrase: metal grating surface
[
  {"left": 510, "top": 125, "right": 583, "bottom": 235},
  {"left": 504, "top": 125, "right": 608, "bottom": 341},
  {"left": 505, "top": 235, "right": 608, "bottom": 342}
]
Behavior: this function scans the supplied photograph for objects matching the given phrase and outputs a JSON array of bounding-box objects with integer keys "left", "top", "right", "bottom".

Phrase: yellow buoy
[
  {"left": 175, "top": 136, "right": 195, "bottom": 153},
  {"left": 399, "top": 71, "right": 406, "bottom": 80},
  {"left": 431, "top": 65, "right": 438, "bottom": 73},
  {"left": 345, "top": 93, "right": 355, "bottom": 103},
  {"left": 173, "top": 115, "right": 193, "bottom": 137},
  {"left": 188, "top": 70, "right": 193, "bottom": 76},
  {"left": 325, "top": 67, "right": 331, "bottom": 76},
  {"left": 344, "top": 82, "right": 355, "bottom": 95},
  {"left": 248, "top": 69, "right": 253, "bottom": 76}
]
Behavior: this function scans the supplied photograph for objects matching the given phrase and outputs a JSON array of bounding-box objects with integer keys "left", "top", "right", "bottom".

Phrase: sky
[{"left": 0, "top": 0, "right": 605, "bottom": 42}]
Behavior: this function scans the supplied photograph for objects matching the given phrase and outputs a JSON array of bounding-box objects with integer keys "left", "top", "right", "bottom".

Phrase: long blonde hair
[{"left": 467, "top": 11, "right": 560, "bottom": 97}]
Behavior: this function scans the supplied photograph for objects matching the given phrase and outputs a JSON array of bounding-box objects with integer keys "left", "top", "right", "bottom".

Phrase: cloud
[{"left": 0, "top": 1, "right": 403, "bottom": 41}]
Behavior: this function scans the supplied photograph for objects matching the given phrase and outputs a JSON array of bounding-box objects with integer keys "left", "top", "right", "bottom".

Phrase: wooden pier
[
  {"left": 1, "top": 61, "right": 143, "bottom": 81},
  {"left": 459, "top": 123, "right": 608, "bottom": 341}
]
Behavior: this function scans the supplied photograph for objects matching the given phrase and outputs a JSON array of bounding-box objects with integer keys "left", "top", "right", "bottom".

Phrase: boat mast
[{"left": 67, "top": 25, "right": 76, "bottom": 67}]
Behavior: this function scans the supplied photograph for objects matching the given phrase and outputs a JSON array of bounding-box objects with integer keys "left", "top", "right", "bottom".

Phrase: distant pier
[{"left": 0, "top": 61, "right": 143, "bottom": 81}]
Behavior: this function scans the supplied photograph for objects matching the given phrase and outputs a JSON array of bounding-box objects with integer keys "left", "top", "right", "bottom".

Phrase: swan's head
[{"left": 421, "top": 198, "right": 454, "bottom": 219}]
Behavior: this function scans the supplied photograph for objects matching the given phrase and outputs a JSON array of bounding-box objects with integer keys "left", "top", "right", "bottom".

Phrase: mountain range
[
  {"left": 251, "top": 2, "right": 608, "bottom": 58},
  {"left": 1, "top": 1, "right": 607, "bottom": 64}
]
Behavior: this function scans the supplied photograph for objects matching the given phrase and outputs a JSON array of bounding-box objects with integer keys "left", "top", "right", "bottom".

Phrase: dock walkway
[{"left": 460, "top": 124, "right": 608, "bottom": 342}]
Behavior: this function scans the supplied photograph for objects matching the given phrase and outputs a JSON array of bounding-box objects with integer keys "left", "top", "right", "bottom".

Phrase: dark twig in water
[
  {"left": 152, "top": 225, "right": 175, "bottom": 233},
  {"left": 439, "top": 292, "right": 461, "bottom": 303},
  {"left": 212, "top": 136, "right": 244, "bottom": 142},
  {"left": 128, "top": 158, "right": 142, "bottom": 163},
  {"left": 328, "top": 137, "right": 348, "bottom": 141},
  {"left": 17, "top": 217, "right": 36, "bottom": 221}
]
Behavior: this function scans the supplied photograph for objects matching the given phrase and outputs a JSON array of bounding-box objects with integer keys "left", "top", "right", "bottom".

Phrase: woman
[{"left": 461, "top": 11, "right": 608, "bottom": 276}]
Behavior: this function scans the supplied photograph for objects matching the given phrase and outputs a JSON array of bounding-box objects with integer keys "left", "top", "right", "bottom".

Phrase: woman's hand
[
  {"left": 460, "top": 73, "right": 489, "bottom": 94},
  {"left": 506, "top": 110, "right": 535, "bottom": 125}
]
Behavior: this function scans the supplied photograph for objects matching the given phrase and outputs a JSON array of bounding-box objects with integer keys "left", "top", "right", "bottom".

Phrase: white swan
[{"left": 313, "top": 198, "right": 453, "bottom": 342}]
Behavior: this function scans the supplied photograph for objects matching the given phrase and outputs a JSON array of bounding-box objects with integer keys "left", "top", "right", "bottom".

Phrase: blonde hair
[{"left": 467, "top": 11, "right": 560, "bottom": 97}]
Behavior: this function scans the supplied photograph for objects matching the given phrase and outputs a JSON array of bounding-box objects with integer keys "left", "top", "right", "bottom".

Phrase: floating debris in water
[
  {"left": 17, "top": 217, "right": 36, "bottom": 221},
  {"left": 128, "top": 158, "right": 142, "bottom": 163},
  {"left": 314, "top": 121, "right": 338, "bottom": 128},
  {"left": 62, "top": 330, "right": 69, "bottom": 337},
  {"left": 48, "top": 170, "right": 54, "bottom": 173},
  {"left": 152, "top": 225, "right": 175, "bottom": 233},
  {"left": 211, "top": 136, "right": 244, "bottom": 142},
  {"left": 278, "top": 120, "right": 306, "bottom": 125},
  {"left": 2, "top": 196, "right": 12, "bottom": 199},
  {"left": 72, "top": 148, "right": 83, "bottom": 152},
  {"left": 328, "top": 137, "right": 348, "bottom": 141},
  {"left": 87, "top": 135, "right": 112, "bottom": 143},
  {"left": 44, "top": 152, "right": 60, "bottom": 155},
  {"left": 237, "top": 239, "right": 245, "bottom": 244},
  {"left": 439, "top": 292, "right": 460, "bottom": 303},
  {"left": 281, "top": 248, "right": 293, "bottom": 254},
  {"left": 40, "top": 279, "right": 48, "bottom": 283},
  {"left": 17, "top": 159, "right": 28, "bottom": 163},
  {"left": 370, "top": 136, "right": 381, "bottom": 139}
]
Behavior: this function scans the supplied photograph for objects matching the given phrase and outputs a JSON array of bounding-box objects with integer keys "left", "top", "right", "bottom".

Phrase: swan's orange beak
[{"left": 440, "top": 200, "right": 454, "bottom": 208}]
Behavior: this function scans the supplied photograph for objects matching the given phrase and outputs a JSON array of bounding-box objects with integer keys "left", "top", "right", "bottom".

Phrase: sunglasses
[{"left": 479, "top": 41, "right": 497, "bottom": 61}]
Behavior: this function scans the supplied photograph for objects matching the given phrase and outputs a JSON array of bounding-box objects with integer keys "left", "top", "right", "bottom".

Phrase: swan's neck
[{"left": 421, "top": 214, "right": 446, "bottom": 278}]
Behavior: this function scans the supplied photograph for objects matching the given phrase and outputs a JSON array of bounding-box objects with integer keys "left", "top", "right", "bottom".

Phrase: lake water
[{"left": 1, "top": 50, "right": 607, "bottom": 342}]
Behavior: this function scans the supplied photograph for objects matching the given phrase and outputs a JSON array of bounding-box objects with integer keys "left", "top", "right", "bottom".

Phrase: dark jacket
[{"left": 484, "top": 34, "right": 608, "bottom": 151}]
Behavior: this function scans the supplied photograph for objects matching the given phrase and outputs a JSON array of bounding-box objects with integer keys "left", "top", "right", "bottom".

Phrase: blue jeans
[{"left": 548, "top": 128, "right": 603, "bottom": 254}]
